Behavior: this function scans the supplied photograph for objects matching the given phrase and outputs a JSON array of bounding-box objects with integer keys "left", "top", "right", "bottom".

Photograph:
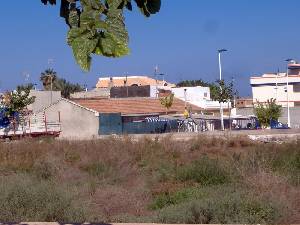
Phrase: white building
[
  {"left": 250, "top": 63, "right": 300, "bottom": 107},
  {"left": 171, "top": 86, "right": 229, "bottom": 110}
]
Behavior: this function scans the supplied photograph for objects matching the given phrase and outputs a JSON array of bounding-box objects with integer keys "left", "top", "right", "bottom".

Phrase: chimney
[{"left": 108, "top": 77, "right": 114, "bottom": 89}]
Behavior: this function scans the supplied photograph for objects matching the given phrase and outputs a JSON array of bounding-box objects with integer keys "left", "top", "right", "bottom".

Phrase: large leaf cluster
[{"left": 42, "top": 0, "right": 161, "bottom": 71}]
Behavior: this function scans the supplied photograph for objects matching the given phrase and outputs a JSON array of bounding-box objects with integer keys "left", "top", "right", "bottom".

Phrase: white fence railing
[{"left": 0, "top": 112, "right": 61, "bottom": 139}]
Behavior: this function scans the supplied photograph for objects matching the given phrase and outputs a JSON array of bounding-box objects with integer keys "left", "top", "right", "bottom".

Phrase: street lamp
[
  {"left": 285, "top": 58, "right": 293, "bottom": 128},
  {"left": 184, "top": 88, "right": 187, "bottom": 108},
  {"left": 218, "top": 49, "right": 228, "bottom": 131}
]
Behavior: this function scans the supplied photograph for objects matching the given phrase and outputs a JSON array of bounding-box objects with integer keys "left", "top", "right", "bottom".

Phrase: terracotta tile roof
[
  {"left": 96, "top": 76, "right": 175, "bottom": 88},
  {"left": 73, "top": 98, "right": 202, "bottom": 115}
]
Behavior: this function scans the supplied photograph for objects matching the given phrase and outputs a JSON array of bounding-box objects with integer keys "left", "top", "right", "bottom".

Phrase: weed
[
  {"left": 156, "top": 186, "right": 280, "bottom": 224},
  {"left": 0, "top": 175, "right": 86, "bottom": 222},
  {"left": 176, "top": 156, "right": 231, "bottom": 185}
]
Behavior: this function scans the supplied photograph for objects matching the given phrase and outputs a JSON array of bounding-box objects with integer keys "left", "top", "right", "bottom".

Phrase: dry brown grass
[{"left": 0, "top": 135, "right": 299, "bottom": 223}]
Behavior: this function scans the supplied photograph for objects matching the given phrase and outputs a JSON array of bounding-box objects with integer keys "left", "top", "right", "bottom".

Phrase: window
[
  {"left": 293, "top": 84, "right": 300, "bottom": 92},
  {"left": 295, "top": 102, "right": 300, "bottom": 107},
  {"left": 204, "top": 93, "right": 208, "bottom": 98}
]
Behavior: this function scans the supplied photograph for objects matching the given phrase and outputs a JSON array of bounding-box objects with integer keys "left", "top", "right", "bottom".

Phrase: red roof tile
[{"left": 73, "top": 98, "right": 202, "bottom": 115}]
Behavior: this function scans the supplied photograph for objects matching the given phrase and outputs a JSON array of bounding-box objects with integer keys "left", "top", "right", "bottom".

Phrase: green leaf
[
  {"left": 106, "top": 9, "right": 129, "bottom": 46},
  {"left": 44, "top": 0, "right": 160, "bottom": 71},
  {"left": 68, "top": 9, "right": 80, "bottom": 28},
  {"left": 106, "top": 0, "right": 124, "bottom": 9},
  {"left": 134, "top": 0, "right": 161, "bottom": 17},
  {"left": 81, "top": 0, "right": 103, "bottom": 9},
  {"left": 96, "top": 32, "right": 129, "bottom": 57},
  {"left": 67, "top": 28, "right": 98, "bottom": 71}
]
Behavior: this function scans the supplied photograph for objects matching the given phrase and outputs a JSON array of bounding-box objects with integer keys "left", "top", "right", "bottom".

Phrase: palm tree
[{"left": 40, "top": 69, "right": 57, "bottom": 91}]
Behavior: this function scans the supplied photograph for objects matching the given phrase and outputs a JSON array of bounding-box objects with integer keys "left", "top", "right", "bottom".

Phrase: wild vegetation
[{"left": 0, "top": 135, "right": 299, "bottom": 223}]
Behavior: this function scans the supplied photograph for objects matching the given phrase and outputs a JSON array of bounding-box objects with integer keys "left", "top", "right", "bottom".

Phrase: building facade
[
  {"left": 28, "top": 90, "right": 61, "bottom": 113},
  {"left": 171, "top": 86, "right": 229, "bottom": 112},
  {"left": 96, "top": 76, "right": 176, "bottom": 89},
  {"left": 236, "top": 97, "right": 253, "bottom": 108},
  {"left": 250, "top": 63, "right": 300, "bottom": 107}
]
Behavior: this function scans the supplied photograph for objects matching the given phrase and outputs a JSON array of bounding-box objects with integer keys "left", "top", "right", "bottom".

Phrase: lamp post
[
  {"left": 48, "top": 58, "right": 54, "bottom": 104},
  {"left": 285, "top": 59, "right": 293, "bottom": 128},
  {"left": 184, "top": 88, "right": 187, "bottom": 108},
  {"left": 218, "top": 49, "right": 227, "bottom": 131},
  {"left": 154, "top": 66, "right": 159, "bottom": 98}
]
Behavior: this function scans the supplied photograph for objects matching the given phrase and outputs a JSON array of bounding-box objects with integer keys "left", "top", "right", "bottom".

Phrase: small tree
[
  {"left": 254, "top": 98, "right": 282, "bottom": 128},
  {"left": 212, "top": 79, "right": 235, "bottom": 104},
  {"left": 160, "top": 94, "right": 174, "bottom": 115},
  {"left": 211, "top": 80, "right": 236, "bottom": 130},
  {"left": 2, "top": 87, "right": 35, "bottom": 126},
  {"left": 17, "top": 83, "right": 35, "bottom": 92}
]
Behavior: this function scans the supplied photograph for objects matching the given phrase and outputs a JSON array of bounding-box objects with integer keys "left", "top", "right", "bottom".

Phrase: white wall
[
  {"left": 172, "top": 87, "right": 209, "bottom": 108},
  {"left": 252, "top": 84, "right": 300, "bottom": 107},
  {"left": 171, "top": 86, "right": 228, "bottom": 109},
  {"left": 28, "top": 90, "right": 61, "bottom": 113},
  {"left": 251, "top": 75, "right": 300, "bottom": 107},
  {"left": 43, "top": 99, "right": 99, "bottom": 139}
]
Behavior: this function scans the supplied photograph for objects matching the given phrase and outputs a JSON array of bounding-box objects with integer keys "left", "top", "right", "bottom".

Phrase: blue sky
[{"left": 1, "top": 0, "right": 300, "bottom": 96}]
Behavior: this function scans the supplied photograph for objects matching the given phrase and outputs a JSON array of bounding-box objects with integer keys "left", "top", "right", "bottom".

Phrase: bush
[
  {"left": 64, "top": 151, "right": 81, "bottom": 164},
  {"left": 0, "top": 175, "right": 86, "bottom": 222},
  {"left": 176, "top": 156, "right": 231, "bottom": 185},
  {"left": 32, "top": 160, "right": 57, "bottom": 180},
  {"left": 269, "top": 143, "right": 300, "bottom": 186},
  {"left": 150, "top": 188, "right": 192, "bottom": 210},
  {"left": 156, "top": 186, "right": 280, "bottom": 224},
  {"left": 81, "top": 162, "right": 109, "bottom": 177}
]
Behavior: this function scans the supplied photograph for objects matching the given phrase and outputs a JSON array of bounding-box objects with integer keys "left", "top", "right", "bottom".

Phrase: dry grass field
[{"left": 0, "top": 135, "right": 299, "bottom": 223}]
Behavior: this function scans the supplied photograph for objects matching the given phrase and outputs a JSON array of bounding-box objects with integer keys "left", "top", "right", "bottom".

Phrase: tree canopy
[
  {"left": 40, "top": 69, "right": 84, "bottom": 98},
  {"left": 42, "top": 0, "right": 161, "bottom": 71},
  {"left": 2, "top": 88, "right": 35, "bottom": 116},
  {"left": 254, "top": 98, "right": 282, "bottom": 128},
  {"left": 212, "top": 79, "right": 235, "bottom": 104},
  {"left": 160, "top": 93, "right": 174, "bottom": 114},
  {"left": 177, "top": 79, "right": 237, "bottom": 102}
]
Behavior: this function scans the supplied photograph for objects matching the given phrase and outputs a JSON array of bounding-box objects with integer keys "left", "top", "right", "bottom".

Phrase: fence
[{"left": 0, "top": 111, "right": 61, "bottom": 139}]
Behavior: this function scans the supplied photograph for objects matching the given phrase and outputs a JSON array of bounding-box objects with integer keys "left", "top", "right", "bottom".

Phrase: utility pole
[
  {"left": 184, "top": 88, "right": 187, "bottom": 108},
  {"left": 48, "top": 58, "right": 54, "bottom": 104},
  {"left": 275, "top": 68, "right": 279, "bottom": 101},
  {"left": 154, "top": 66, "right": 159, "bottom": 98},
  {"left": 218, "top": 49, "right": 228, "bottom": 131},
  {"left": 285, "top": 59, "right": 293, "bottom": 128}
]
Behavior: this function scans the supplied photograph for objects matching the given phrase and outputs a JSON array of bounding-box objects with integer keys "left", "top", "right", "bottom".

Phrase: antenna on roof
[{"left": 154, "top": 66, "right": 159, "bottom": 98}]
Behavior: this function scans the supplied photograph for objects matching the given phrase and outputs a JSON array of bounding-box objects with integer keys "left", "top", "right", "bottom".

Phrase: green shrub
[
  {"left": 81, "top": 162, "right": 108, "bottom": 177},
  {"left": 269, "top": 144, "right": 300, "bottom": 186},
  {"left": 32, "top": 160, "right": 57, "bottom": 180},
  {"left": 176, "top": 157, "right": 231, "bottom": 185},
  {"left": 156, "top": 186, "right": 280, "bottom": 224},
  {"left": 153, "top": 161, "right": 177, "bottom": 183},
  {"left": 150, "top": 188, "right": 192, "bottom": 210},
  {"left": 64, "top": 151, "right": 81, "bottom": 163},
  {"left": 0, "top": 175, "right": 86, "bottom": 222}
]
